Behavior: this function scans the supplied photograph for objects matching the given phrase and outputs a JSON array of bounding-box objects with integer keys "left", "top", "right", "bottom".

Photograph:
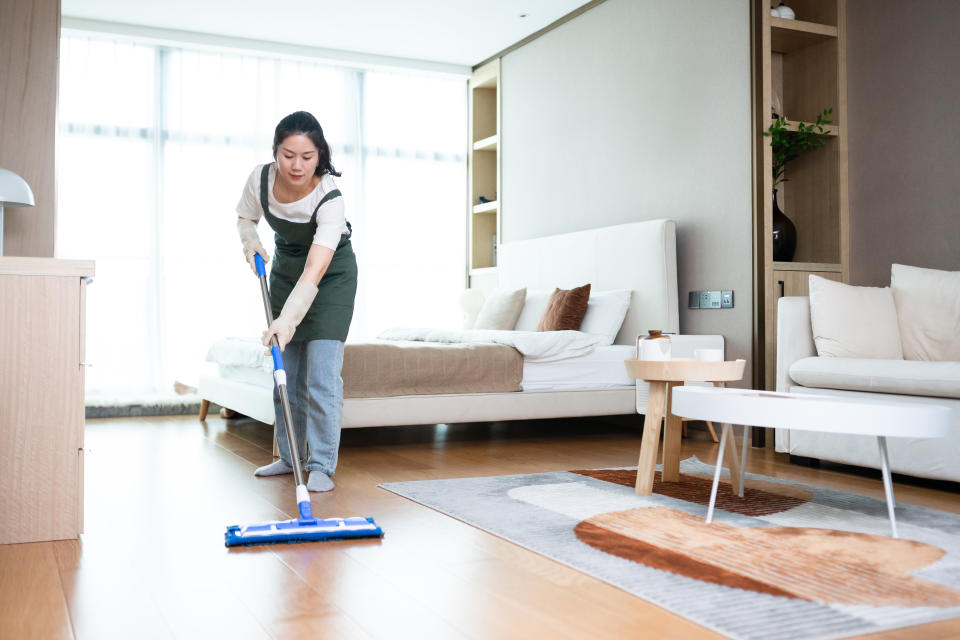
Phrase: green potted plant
[{"left": 763, "top": 108, "right": 832, "bottom": 261}]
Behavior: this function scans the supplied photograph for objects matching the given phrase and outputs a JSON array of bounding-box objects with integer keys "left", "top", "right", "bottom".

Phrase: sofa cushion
[
  {"left": 891, "top": 263, "right": 960, "bottom": 362},
  {"left": 808, "top": 275, "right": 903, "bottom": 359},
  {"left": 789, "top": 356, "right": 960, "bottom": 399}
]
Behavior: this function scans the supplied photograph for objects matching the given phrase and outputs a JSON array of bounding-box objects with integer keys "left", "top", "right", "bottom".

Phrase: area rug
[{"left": 379, "top": 457, "right": 960, "bottom": 640}]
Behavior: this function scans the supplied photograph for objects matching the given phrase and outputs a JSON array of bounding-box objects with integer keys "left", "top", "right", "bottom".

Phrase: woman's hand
[
  {"left": 262, "top": 319, "right": 296, "bottom": 351},
  {"left": 237, "top": 217, "right": 270, "bottom": 274},
  {"left": 262, "top": 279, "right": 319, "bottom": 350}
]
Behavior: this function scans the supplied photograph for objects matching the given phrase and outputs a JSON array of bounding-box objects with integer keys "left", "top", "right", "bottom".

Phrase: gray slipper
[
  {"left": 307, "top": 471, "right": 335, "bottom": 492},
  {"left": 254, "top": 459, "right": 293, "bottom": 477}
]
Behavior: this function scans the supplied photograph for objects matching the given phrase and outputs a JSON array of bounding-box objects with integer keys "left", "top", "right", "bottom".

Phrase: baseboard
[{"left": 85, "top": 401, "right": 209, "bottom": 419}]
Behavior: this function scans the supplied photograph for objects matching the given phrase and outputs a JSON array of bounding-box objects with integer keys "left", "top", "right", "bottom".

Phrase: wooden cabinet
[
  {"left": 468, "top": 59, "right": 500, "bottom": 280},
  {"left": 756, "top": 0, "right": 849, "bottom": 389},
  {"left": 0, "top": 257, "right": 94, "bottom": 544}
]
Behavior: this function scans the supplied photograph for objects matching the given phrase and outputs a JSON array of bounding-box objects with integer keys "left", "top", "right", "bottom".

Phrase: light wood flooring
[{"left": 2, "top": 414, "right": 959, "bottom": 639}]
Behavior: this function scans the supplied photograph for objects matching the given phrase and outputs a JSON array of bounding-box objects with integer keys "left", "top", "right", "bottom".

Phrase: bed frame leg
[{"left": 199, "top": 399, "right": 210, "bottom": 421}]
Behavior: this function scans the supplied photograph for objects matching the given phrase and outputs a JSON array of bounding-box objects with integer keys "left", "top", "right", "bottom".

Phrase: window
[{"left": 57, "top": 33, "right": 467, "bottom": 399}]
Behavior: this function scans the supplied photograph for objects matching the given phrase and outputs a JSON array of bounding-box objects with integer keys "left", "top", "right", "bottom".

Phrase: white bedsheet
[
  {"left": 521, "top": 345, "right": 635, "bottom": 391},
  {"left": 376, "top": 327, "right": 605, "bottom": 362},
  {"left": 205, "top": 337, "right": 271, "bottom": 371}
]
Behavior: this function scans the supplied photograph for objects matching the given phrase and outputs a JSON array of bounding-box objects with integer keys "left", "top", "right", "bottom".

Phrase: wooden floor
[{"left": 2, "top": 414, "right": 959, "bottom": 640}]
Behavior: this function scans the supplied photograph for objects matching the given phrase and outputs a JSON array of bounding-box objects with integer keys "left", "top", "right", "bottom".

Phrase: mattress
[
  {"left": 206, "top": 337, "right": 273, "bottom": 387},
  {"left": 207, "top": 337, "right": 634, "bottom": 394},
  {"left": 521, "top": 345, "right": 635, "bottom": 391},
  {"left": 218, "top": 364, "right": 273, "bottom": 388}
]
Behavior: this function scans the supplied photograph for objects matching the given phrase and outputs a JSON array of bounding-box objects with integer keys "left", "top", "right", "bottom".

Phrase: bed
[{"left": 197, "top": 219, "right": 724, "bottom": 429}]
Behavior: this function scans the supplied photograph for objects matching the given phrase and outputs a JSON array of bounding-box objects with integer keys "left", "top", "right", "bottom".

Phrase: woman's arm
[
  {"left": 301, "top": 243, "right": 335, "bottom": 286},
  {"left": 261, "top": 243, "right": 336, "bottom": 350},
  {"left": 237, "top": 216, "right": 270, "bottom": 274}
]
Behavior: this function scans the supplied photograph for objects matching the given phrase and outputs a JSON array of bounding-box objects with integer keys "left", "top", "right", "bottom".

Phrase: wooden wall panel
[{"left": 0, "top": 0, "right": 60, "bottom": 257}]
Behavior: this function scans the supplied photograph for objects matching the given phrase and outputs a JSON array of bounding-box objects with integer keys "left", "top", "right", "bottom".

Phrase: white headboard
[{"left": 498, "top": 219, "right": 679, "bottom": 345}]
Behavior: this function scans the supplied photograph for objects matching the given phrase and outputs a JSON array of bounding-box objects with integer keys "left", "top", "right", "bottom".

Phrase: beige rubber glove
[
  {"left": 262, "top": 279, "right": 319, "bottom": 351},
  {"left": 237, "top": 218, "right": 270, "bottom": 274}
]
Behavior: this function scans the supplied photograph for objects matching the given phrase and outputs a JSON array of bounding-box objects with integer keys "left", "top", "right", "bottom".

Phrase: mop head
[
  {"left": 225, "top": 485, "right": 383, "bottom": 547},
  {"left": 225, "top": 515, "right": 383, "bottom": 547}
]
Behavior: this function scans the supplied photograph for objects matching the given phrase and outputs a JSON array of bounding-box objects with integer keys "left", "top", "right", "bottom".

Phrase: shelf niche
[
  {"left": 775, "top": 135, "right": 841, "bottom": 265},
  {"left": 468, "top": 59, "right": 500, "bottom": 274}
]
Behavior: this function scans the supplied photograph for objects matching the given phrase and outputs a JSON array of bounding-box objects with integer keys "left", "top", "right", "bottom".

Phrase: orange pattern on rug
[
  {"left": 574, "top": 506, "right": 960, "bottom": 607},
  {"left": 571, "top": 468, "right": 812, "bottom": 516}
]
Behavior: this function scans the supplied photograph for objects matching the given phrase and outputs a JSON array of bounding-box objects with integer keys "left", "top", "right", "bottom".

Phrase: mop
[{"left": 224, "top": 253, "right": 383, "bottom": 547}]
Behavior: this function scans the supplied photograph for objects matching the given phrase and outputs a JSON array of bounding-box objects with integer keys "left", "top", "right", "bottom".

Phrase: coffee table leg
[
  {"left": 877, "top": 436, "right": 899, "bottom": 539},
  {"left": 636, "top": 381, "right": 667, "bottom": 495},
  {"left": 706, "top": 423, "right": 730, "bottom": 524},
  {"left": 722, "top": 423, "right": 742, "bottom": 496},
  {"left": 662, "top": 382, "right": 682, "bottom": 483}
]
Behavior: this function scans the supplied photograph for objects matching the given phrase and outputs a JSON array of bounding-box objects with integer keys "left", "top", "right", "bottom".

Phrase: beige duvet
[{"left": 343, "top": 340, "right": 523, "bottom": 398}]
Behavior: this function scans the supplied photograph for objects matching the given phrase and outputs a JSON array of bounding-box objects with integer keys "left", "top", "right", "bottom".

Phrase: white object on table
[
  {"left": 638, "top": 330, "right": 671, "bottom": 361},
  {"left": 670, "top": 386, "right": 951, "bottom": 538}
]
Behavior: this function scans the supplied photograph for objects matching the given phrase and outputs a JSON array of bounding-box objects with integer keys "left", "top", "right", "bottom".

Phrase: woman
[{"left": 235, "top": 111, "right": 357, "bottom": 492}]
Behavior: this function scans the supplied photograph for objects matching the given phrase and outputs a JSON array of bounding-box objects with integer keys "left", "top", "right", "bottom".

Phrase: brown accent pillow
[{"left": 536, "top": 284, "right": 592, "bottom": 331}]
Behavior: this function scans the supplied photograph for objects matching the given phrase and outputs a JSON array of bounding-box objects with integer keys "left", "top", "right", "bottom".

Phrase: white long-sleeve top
[{"left": 236, "top": 163, "right": 348, "bottom": 251}]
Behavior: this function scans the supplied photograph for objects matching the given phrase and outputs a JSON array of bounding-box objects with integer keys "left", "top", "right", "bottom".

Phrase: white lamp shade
[{"left": 0, "top": 168, "right": 35, "bottom": 207}]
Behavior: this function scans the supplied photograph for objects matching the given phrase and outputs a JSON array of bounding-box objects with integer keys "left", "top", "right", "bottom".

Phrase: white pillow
[
  {"left": 808, "top": 275, "right": 903, "bottom": 359},
  {"left": 891, "top": 263, "right": 960, "bottom": 361},
  {"left": 459, "top": 289, "right": 486, "bottom": 329},
  {"left": 579, "top": 289, "right": 632, "bottom": 345},
  {"left": 472, "top": 288, "right": 526, "bottom": 330},
  {"left": 513, "top": 289, "right": 552, "bottom": 332}
]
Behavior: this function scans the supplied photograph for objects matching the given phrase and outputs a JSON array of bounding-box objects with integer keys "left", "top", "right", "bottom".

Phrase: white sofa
[{"left": 776, "top": 296, "right": 960, "bottom": 482}]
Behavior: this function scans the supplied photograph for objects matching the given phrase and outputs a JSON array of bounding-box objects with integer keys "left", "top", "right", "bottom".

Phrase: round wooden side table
[{"left": 623, "top": 358, "right": 746, "bottom": 495}]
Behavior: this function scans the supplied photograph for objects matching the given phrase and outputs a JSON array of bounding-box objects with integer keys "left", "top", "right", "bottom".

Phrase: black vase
[{"left": 772, "top": 189, "right": 797, "bottom": 262}]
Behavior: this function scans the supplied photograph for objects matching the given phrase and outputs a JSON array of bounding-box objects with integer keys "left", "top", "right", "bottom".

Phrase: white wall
[{"left": 500, "top": 0, "right": 755, "bottom": 381}]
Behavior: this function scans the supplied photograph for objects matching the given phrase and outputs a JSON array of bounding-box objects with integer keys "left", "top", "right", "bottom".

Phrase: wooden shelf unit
[
  {"left": 469, "top": 59, "right": 500, "bottom": 276},
  {"left": 757, "top": 0, "right": 849, "bottom": 390}
]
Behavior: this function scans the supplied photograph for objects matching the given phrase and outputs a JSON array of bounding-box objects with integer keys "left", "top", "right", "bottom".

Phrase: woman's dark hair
[{"left": 272, "top": 111, "right": 341, "bottom": 177}]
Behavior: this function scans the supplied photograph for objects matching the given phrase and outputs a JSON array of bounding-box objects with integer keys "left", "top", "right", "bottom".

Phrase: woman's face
[{"left": 275, "top": 134, "right": 320, "bottom": 187}]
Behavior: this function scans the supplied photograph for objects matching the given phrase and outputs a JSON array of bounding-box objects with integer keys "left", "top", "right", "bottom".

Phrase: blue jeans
[{"left": 273, "top": 339, "right": 344, "bottom": 476}]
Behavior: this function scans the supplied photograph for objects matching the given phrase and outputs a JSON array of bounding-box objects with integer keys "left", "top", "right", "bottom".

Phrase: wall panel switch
[{"left": 688, "top": 290, "right": 734, "bottom": 309}]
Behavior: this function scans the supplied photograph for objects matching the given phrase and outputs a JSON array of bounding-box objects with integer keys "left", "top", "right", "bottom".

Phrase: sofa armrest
[{"left": 776, "top": 296, "right": 816, "bottom": 393}]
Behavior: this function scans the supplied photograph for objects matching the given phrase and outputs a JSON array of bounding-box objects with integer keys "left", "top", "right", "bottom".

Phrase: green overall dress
[{"left": 259, "top": 165, "right": 357, "bottom": 342}]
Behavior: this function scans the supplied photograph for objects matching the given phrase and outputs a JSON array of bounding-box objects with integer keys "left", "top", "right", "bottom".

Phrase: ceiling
[{"left": 61, "top": 0, "right": 595, "bottom": 69}]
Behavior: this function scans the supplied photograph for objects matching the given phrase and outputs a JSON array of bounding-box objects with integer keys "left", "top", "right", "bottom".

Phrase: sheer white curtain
[{"left": 57, "top": 33, "right": 466, "bottom": 399}]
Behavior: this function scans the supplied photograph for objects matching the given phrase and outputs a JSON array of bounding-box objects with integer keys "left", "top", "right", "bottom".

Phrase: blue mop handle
[
  {"left": 254, "top": 255, "right": 286, "bottom": 373},
  {"left": 253, "top": 251, "right": 310, "bottom": 510}
]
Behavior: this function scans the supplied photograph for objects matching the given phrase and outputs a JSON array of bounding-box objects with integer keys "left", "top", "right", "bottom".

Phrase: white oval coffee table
[{"left": 671, "top": 386, "right": 952, "bottom": 538}]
